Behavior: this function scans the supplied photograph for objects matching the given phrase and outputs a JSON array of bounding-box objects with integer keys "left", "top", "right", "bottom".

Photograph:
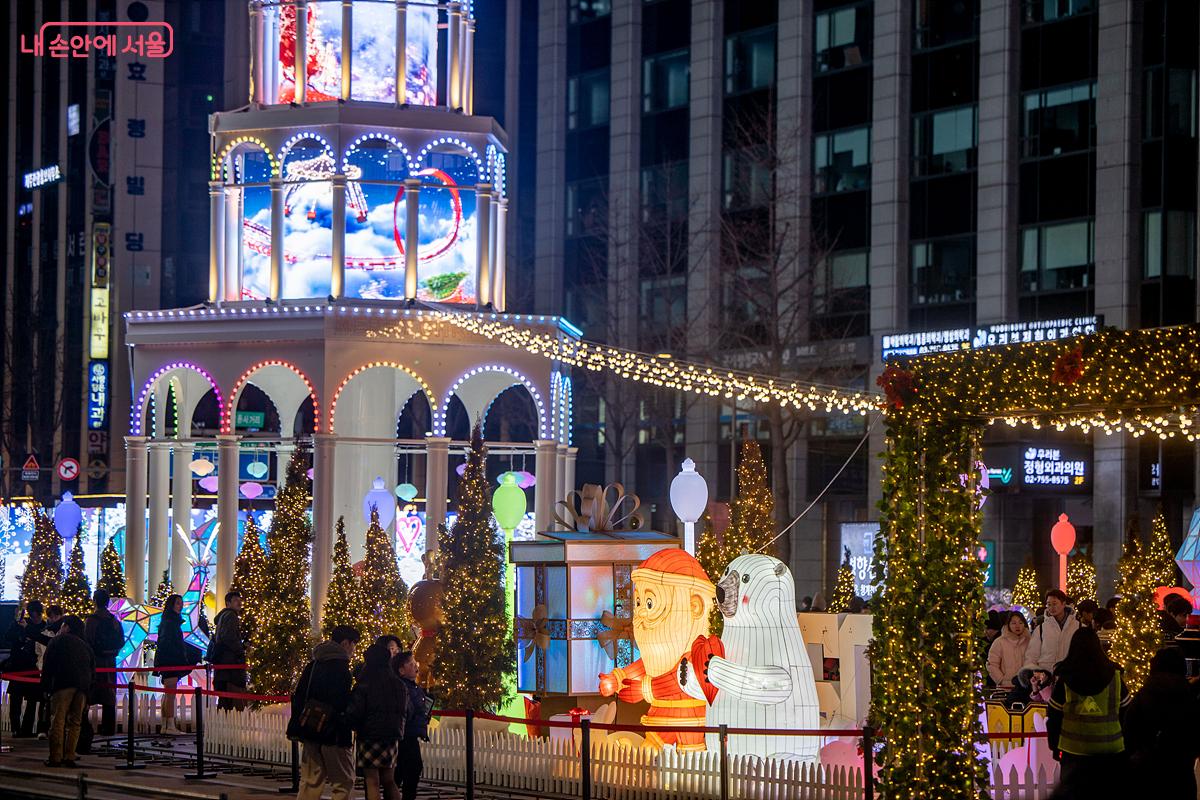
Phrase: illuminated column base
[
  {"left": 170, "top": 441, "right": 194, "bottom": 591},
  {"left": 125, "top": 436, "right": 149, "bottom": 603},
  {"left": 216, "top": 435, "right": 239, "bottom": 612},
  {"left": 533, "top": 439, "right": 557, "bottom": 533},
  {"left": 424, "top": 436, "right": 450, "bottom": 551},
  {"left": 148, "top": 441, "right": 170, "bottom": 593}
]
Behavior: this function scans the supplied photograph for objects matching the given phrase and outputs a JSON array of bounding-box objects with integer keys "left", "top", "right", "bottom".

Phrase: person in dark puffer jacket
[
  {"left": 393, "top": 651, "right": 431, "bottom": 800},
  {"left": 287, "top": 625, "right": 359, "bottom": 800},
  {"left": 350, "top": 640, "right": 408, "bottom": 800},
  {"left": 40, "top": 616, "right": 94, "bottom": 768}
]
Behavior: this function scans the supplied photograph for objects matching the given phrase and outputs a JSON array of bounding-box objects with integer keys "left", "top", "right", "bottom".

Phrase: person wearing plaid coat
[{"left": 349, "top": 640, "right": 408, "bottom": 800}]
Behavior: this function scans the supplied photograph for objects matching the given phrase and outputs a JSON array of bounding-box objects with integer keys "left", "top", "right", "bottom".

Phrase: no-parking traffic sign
[{"left": 57, "top": 458, "right": 80, "bottom": 481}]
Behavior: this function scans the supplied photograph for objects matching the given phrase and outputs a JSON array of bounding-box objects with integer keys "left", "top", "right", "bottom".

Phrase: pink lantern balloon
[
  {"left": 240, "top": 482, "right": 263, "bottom": 500},
  {"left": 198, "top": 476, "right": 219, "bottom": 493}
]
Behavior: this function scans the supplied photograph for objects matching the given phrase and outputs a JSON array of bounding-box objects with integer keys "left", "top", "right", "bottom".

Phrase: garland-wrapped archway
[{"left": 872, "top": 324, "right": 1200, "bottom": 798}]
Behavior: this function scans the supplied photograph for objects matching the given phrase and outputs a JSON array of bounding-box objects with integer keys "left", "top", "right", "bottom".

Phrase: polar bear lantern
[{"left": 682, "top": 553, "right": 821, "bottom": 760}]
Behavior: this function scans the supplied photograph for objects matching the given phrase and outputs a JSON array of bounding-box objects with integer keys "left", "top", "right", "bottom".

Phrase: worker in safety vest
[{"left": 1046, "top": 628, "right": 1131, "bottom": 798}]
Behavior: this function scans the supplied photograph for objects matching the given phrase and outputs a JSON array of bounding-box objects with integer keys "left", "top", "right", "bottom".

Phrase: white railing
[
  {"left": 203, "top": 699, "right": 292, "bottom": 765},
  {"left": 990, "top": 762, "right": 1060, "bottom": 800}
]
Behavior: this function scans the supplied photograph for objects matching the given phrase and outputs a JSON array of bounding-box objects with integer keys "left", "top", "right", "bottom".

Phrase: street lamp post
[
  {"left": 670, "top": 458, "right": 709, "bottom": 555},
  {"left": 1051, "top": 513, "right": 1076, "bottom": 593}
]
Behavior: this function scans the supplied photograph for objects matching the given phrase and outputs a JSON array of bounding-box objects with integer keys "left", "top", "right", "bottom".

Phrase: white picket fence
[
  {"left": 989, "top": 763, "right": 1060, "bottom": 800},
  {"left": 204, "top": 699, "right": 292, "bottom": 765}
]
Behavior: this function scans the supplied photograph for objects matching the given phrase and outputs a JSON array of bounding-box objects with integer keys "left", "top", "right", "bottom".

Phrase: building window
[
  {"left": 1022, "top": 0, "right": 1095, "bottom": 25},
  {"left": 814, "top": 127, "right": 870, "bottom": 194},
  {"left": 566, "top": 179, "right": 607, "bottom": 238},
  {"left": 641, "top": 160, "right": 689, "bottom": 221},
  {"left": 722, "top": 147, "right": 773, "bottom": 210},
  {"left": 911, "top": 238, "right": 975, "bottom": 305},
  {"left": 569, "top": 0, "right": 611, "bottom": 24},
  {"left": 815, "top": 3, "right": 872, "bottom": 73},
  {"left": 643, "top": 50, "right": 690, "bottom": 113},
  {"left": 812, "top": 249, "right": 870, "bottom": 338},
  {"left": 1021, "top": 82, "right": 1096, "bottom": 159},
  {"left": 912, "top": 105, "right": 977, "bottom": 176},
  {"left": 639, "top": 275, "right": 687, "bottom": 349},
  {"left": 914, "top": 0, "right": 977, "bottom": 49},
  {"left": 1020, "top": 219, "right": 1094, "bottom": 292},
  {"left": 1144, "top": 67, "right": 1199, "bottom": 140},
  {"left": 568, "top": 69, "right": 611, "bottom": 130},
  {"left": 1144, "top": 210, "right": 1196, "bottom": 278},
  {"left": 725, "top": 26, "right": 775, "bottom": 95}
]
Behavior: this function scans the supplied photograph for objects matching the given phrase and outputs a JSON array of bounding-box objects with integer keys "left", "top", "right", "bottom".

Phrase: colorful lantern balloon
[
  {"left": 395, "top": 483, "right": 419, "bottom": 502},
  {"left": 492, "top": 473, "right": 527, "bottom": 533},
  {"left": 54, "top": 492, "right": 83, "bottom": 541}
]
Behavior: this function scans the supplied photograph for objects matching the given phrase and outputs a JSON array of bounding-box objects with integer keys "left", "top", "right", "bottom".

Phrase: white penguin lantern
[{"left": 682, "top": 553, "right": 821, "bottom": 760}]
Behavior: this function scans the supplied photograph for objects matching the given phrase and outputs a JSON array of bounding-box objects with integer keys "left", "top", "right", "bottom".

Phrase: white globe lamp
[{"left": 670, "top": 458, "right": 708, "bottom": 555}]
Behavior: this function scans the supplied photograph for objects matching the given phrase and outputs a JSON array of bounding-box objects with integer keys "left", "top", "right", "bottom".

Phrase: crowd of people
[
  {"left": 286, "top": 625, "right": 431, "bottom": 800},
  {"left": 980, "top": 588, "right": 1200, "bottom": 799}
]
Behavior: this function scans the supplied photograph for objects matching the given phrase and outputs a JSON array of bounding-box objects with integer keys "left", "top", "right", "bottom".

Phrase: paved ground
[{"left": 0, "top": 734, "right": 479, "bottom": 800}]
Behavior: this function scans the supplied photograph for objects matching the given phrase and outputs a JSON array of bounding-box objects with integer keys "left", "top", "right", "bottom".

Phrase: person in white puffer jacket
[{"left": 1019, "top": 589, "right": 1079, "bottom": 694}]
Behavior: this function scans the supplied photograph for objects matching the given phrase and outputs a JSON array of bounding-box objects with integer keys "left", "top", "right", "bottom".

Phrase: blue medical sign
[{"left": 87, "top": 360, "right": 109, "bottom": 429}]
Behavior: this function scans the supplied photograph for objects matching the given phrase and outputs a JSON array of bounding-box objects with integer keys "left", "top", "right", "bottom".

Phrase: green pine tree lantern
[
  {"left": 1110, "top": 522, "right": 1160, "bottom": 693},
  {"left": 233, "top": 514, "right": 268, "bottom": 638},
  {"left": 360, "top": 506, "right": 411, "bottom": 645},
  {"left": 831, "top": 547, "right": 855, "bottom": 612},
  {"left": 60, "top": 532, "right": 92, "bottom": 617},
  {"left": 1011, "top": 561, "right": 1041, "bottom": 610},
  {"left": 149, "top": 568, "right": 173, "bottom": 608},
  {"left": 248, "top": 451, "right": 314, "bottom": 696},
  {"left": 1148, "top": 509, "right": 1177, "bottom": 587},
  {"left": 98, "top": 536, "right": 127, "bottom": 599},
  {"left": 323, "top": 516, "right": 369, "bottom": 640},
  {"left": 1066, "top": 552, "right": 1098, "bottom": 605},
  {"left": 20, "top": 505, "right": 63, "bottom": 607},
  {"left": 432, "top": 424, "right": 514, "bottom": 712}
]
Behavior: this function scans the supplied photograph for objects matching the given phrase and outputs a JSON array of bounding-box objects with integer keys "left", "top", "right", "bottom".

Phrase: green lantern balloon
[{"left": 492, "top": 472, "right": 527, "bottom": 533}]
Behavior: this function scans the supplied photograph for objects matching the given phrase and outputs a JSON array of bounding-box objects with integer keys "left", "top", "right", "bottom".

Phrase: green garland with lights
[
  {"left": 873, "top": 324, "right": 1200, "bottom": 798},
  {"left": 431, "top": 425, "right": 514, "bottom": 712},
  {"left": 60, "top": 534, "right": 92, "bottom": 617},
  {"left": 1109, "top": 526, "right": 1159, "bottom": 693}
]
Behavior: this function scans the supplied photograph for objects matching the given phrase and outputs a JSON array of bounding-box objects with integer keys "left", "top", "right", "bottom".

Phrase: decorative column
[
  {"left": 125, "top": 436, "right": 148, "bottom": 603},
  {"left": 464, "top": 18, "right": 475, "bottom": 114},
  {"left": 448, "top": 2, "right": 462, "bottom": 109},
  {"left": 275, "top": 442, "right": 296, "bottom": 490},
  {"left": 340, "top": 0, "right": 352, "bottom": 101},
  {"left": 170, "top": 441, "right": 194, "bottom": 591},
  {"left": 294, "top": 0, "right": 307, "bottom": 105},
  {"left": 492, "top": 198, "right": 507, "bottom": 311},
  {"left": 554, "top": 444, "right": 567, "bottom": 528},
  {"left": 564, "top": 446, "right": 578, "bottom": 500},
  {"left": 311, "top": 435, "right": 336, "bottom": 631},
  {"left": 475, "top": 184, "right": 492, "bottom": 307},
  {"left": 208, "top": 181, "right": 225, "bottom": 303},
  {"left": 250, "top": 1, "right": 264, "bottom": 105},
  {"left": 395, "top": 0, "right": 408, "bottom": 106},
  {"left": 215, "top": 434, "right": 239, "bottom": 612},
  {"left": 331, "top": 175, "right": 346, "bottom": 298},
  {"left": 269, "top": 177, "right": 284, "bottom": 300},
  {"left": 424, "top": 436, "right": 450, "bottom": 550},
  {"left": 147, "top": 441, "right": 170, "bottom": 592},
  {"left": 403, "top": 177, "right": 420, "bottom": 299},
  {"left": 533, "top": 439, "right": 558, "bottom": 533}
]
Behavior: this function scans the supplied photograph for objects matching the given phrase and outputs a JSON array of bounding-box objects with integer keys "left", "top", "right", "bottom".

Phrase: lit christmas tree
[
  {"left": 1011, "top": 561, "right": 1041, "bottom": 611},
  {"left": 20, "top": 505, "right": 63, "bottom": 606},
  {"left": 60, "top": 533, "right": 92, "bottom": 617},
  {"left": 831, "top": 547, "right": 855, "bottom": 612},
  {"left": 1147, "top": 509, "right": 1177, "bottom": 587},
  {"left": 360, "top": 507, "right": 411, "bottom": 645},
  {"left": 233, "top": 514, "right": 268, "bottom": 638},
  {"left": 1066, "top": 552, "right": 1098, "bottom": 605},
  {"left": 322, "top": 517, "right": 368, "bottom": 640},
  {"left": 98, "top": 536, "right": 127, "bottom": 598},
  {"left": 248, "top": 451, "right": 314, "bottom": 696},
  {"left": 432, "top": 425, "right": 514, "bottom": 711},
  {"left": 1110, "top": 526, "right": 1159, "bottom": 693},
  {"left": 149, "top": 568, "right": 173, "bottom": 607},
  {"left": 698, "top": 439, "right": 775, "bottom": 632}
]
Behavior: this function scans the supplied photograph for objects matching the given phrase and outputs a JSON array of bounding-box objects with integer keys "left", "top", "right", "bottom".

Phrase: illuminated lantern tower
[{"left": 121, "top": 0, "right": 576, "bottom": 626}]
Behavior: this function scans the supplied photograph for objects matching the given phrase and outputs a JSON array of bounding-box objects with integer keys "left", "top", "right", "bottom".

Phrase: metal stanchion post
[
  {"left": 185, "top": 687, "right": 216, "bottom": 779},
  {"left": 278, "top": 736, "right": 301, "bottom": 794},
  {"left": 115, "top": 681, "right": 145, "bottom": 770},
  {"left": 580, "top": 718, "right": 592, "bottom": 800},
  {"left": 862, "top": 726, "right": 875, "bottom": 800},
  {"left": 465, "top": 709, "right": 475, "bottom": 800},
  {"left": 719, "top": 725, "right": 729, "bottom": 800},
  {"left": 0, "top": 686, "right": 9, "bottom": 754}
]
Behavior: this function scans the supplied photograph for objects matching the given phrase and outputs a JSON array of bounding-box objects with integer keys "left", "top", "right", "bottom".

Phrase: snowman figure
[{"left": 680, "top": 553, "right": 821, "bottom": 760}]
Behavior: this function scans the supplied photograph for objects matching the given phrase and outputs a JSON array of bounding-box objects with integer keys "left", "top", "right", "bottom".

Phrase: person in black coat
[
  {"left": 4, "top": 600, "right": 46, "bottom": 737},
  {"left": 1125, "top": 647, "right": 1200, "bottom": 799},
  {"left": 83, "top": 589, "right": 124, "bottom": 735},
  {"left": 209, "top": 591, "right": 247, "bottom": 710},
  {"left": 40, "top": 616, "right": 94, "bottom": 767},
  {"left": 287, "top": 625, "right": 359, "bottom": 800},
  {"left": 350, "top": 641, "right": 408, "bottom": 800},
  {"left": 153, "top": 594, "right": 198, "bottom": 734},
  {"left": 392, "top": 651, "right": 431, "bottom": 800}
]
